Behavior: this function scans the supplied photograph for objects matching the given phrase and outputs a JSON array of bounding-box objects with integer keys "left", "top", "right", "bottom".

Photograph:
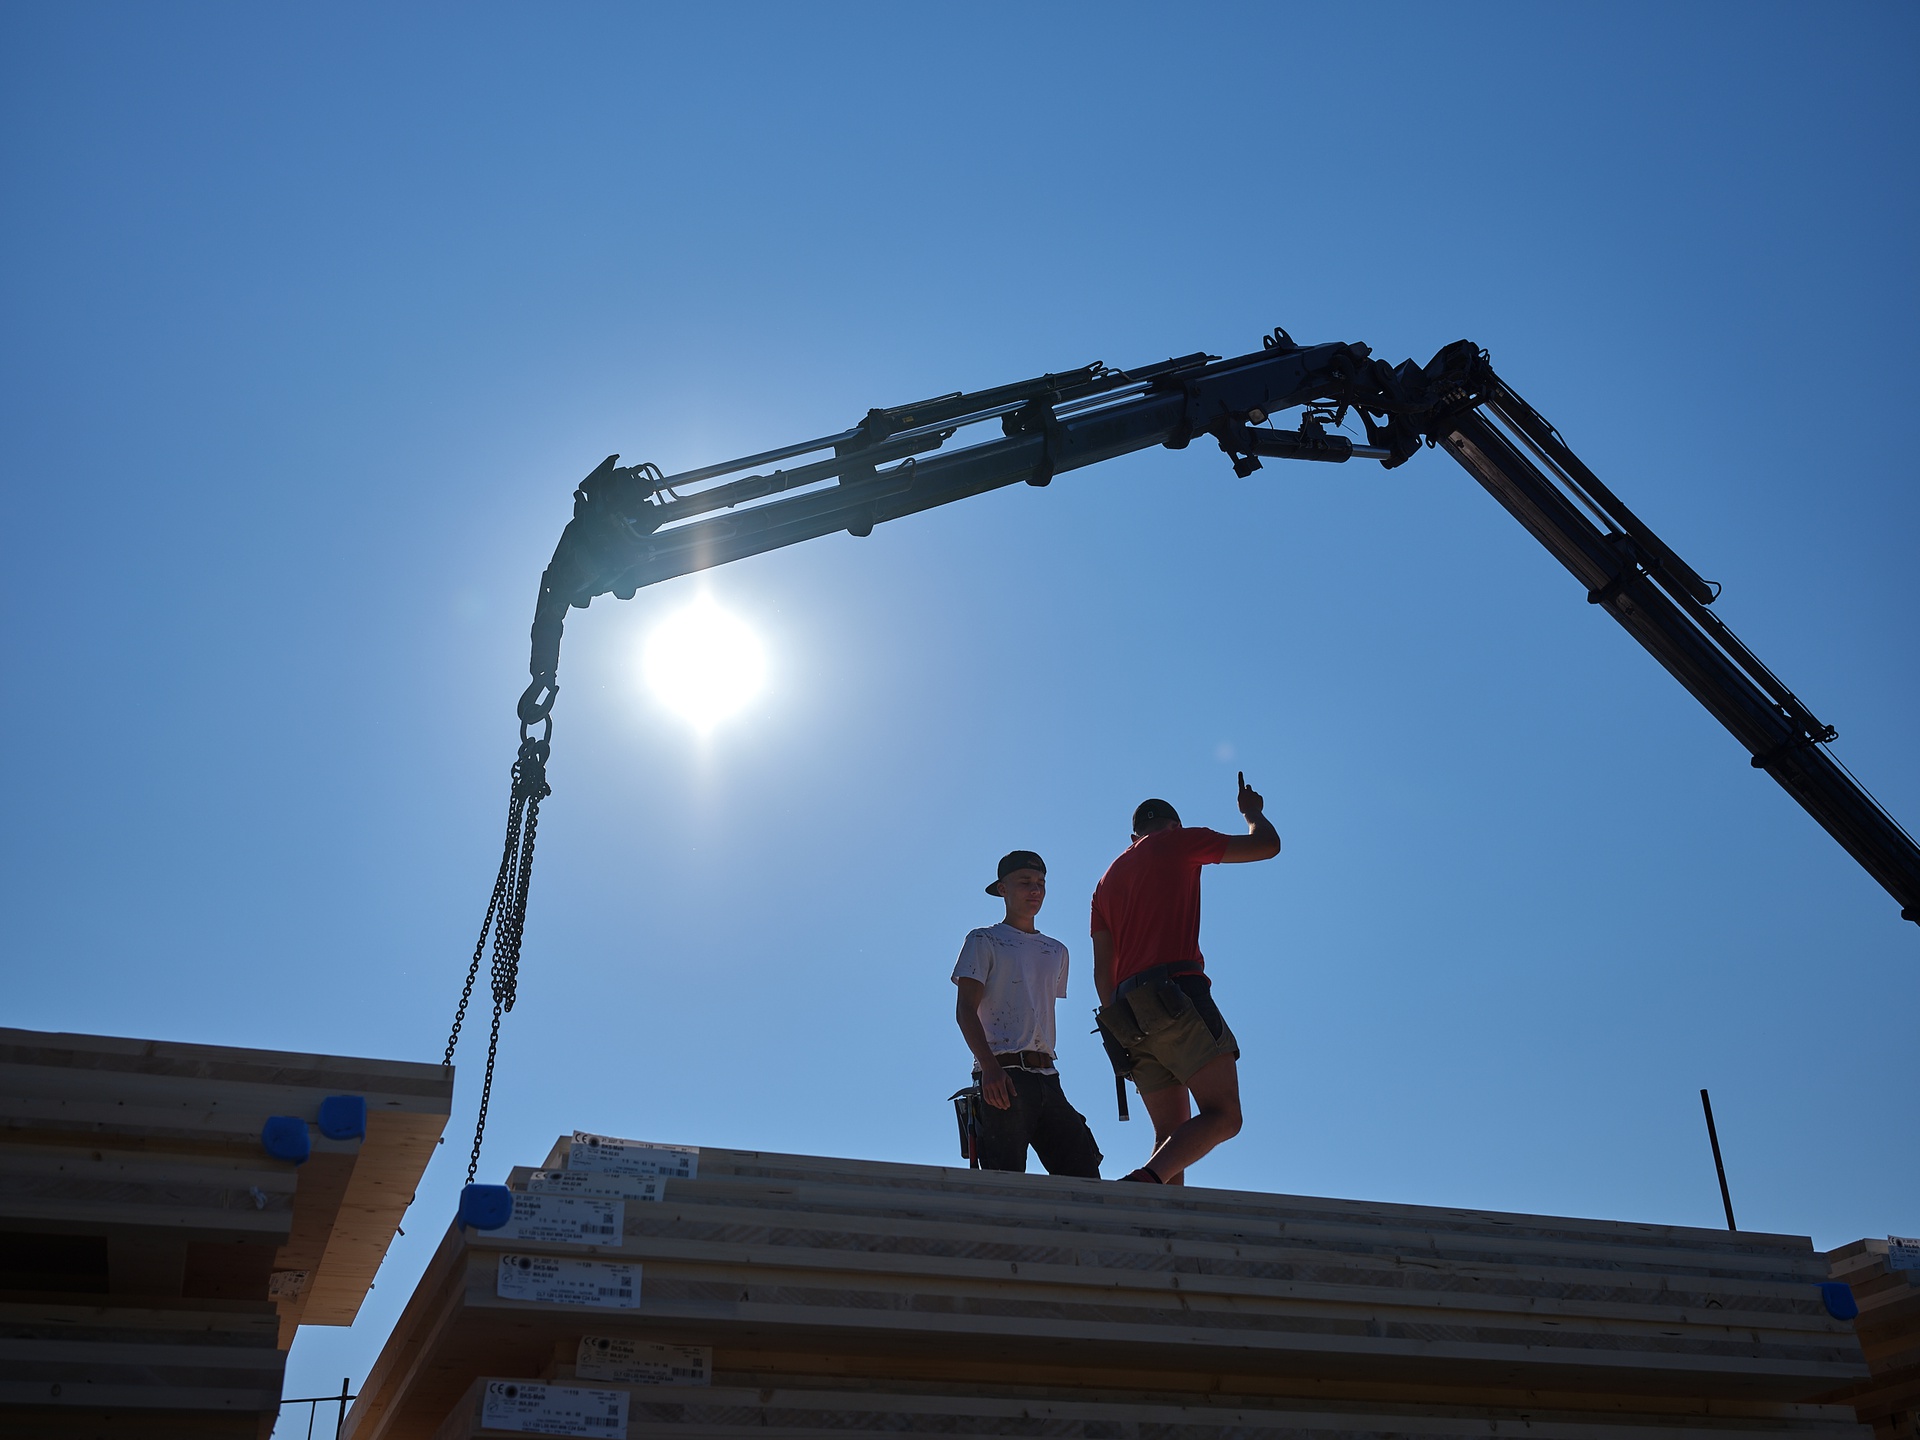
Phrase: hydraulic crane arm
[
  {"left": 515, "top": 329, "right": 1920, "bottom": 923},
  {"left": 1436, "top": 382, "right": 1918, "bottom": 923},
  {"left": 448, "top": 327, "right": 1917, "bottom": 1183}
]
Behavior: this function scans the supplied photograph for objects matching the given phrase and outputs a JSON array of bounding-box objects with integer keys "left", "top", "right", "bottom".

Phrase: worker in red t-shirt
[{"left": 1090, "top": 773, "right": 1281, "bottom": 1185}]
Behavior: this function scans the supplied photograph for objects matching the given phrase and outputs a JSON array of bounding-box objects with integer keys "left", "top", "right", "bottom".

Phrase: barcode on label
[
  {"left": 576, "top": 1336, "right": 712, "bottom": 1386},
  {"left": 480, "top": 1380, "right": 628, "bottom": 1436},
  {"left": 569, "top": 1130, "right": 699, "bottom": 1180},
  {"left": 526, "top": 1170, "right": 665, "bottom": 1202},
  {"left": 492, "top": 1194, "right": 625, "bottom": 1246},
  {"left": 497, "top": 1255, "right": 641, "bottom": 1310}
]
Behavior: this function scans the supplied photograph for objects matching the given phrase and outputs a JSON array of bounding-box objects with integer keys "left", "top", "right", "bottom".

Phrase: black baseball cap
[
  {"left": 986, "top": 850, "right": 1047, "bottom": 895},
  {"left": 1132, "top": 798, "right": 1181, "bottom": 833}
]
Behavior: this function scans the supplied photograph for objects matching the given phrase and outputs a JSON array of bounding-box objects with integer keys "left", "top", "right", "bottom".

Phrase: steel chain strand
[
  {"left": 465, "top": 794, "right": 529, "bottom": 1184},
  {"left": 494, "top": 790, "right": 544, "bottom": 1012},
  {"left": 468, "top": 793, "right": 538, "bottom": 1183},
  {"left": 486, "top": 796, "right": 529, "bottom": 1013},
  {"left": 457, "top": 793, "right": 525, "bottom": 1180},
  {"left": 467, "top": 996, "right": 505, "bottom": 1186},
  {"left": 493, "top": 735, "right": 550, "bottom": 1011},
  {"left": 444, "top": 787, "right": 524, "bottom": 1067},
  {"left": 461, "top": 729, "right": 552, "bottom": 1185}
]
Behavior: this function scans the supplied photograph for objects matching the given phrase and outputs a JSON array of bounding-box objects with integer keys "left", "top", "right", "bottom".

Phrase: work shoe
[{"left": 1119, "top": 1166, "right": 1162, "bottom": 1183}]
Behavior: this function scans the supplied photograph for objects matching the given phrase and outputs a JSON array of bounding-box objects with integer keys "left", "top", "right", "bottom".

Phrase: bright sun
[{"left": 643, "top": 597, "right": 766, "bottom": 731}]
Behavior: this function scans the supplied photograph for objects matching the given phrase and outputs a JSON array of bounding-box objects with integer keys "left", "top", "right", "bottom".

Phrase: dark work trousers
[{"left": 975, "top": 1068, "right": 1103, "bottom": 1178}]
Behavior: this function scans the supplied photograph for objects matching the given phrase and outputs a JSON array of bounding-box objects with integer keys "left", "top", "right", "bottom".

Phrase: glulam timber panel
[
  {"left": 0, "top": 1026, "right": 451, "bottom": 1435},
  {"left": 346, "top": 1139, "right": 1870, "bottom": 1440}
]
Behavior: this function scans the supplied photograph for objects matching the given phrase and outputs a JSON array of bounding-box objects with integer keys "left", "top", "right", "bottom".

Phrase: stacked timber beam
[
  {"left": 347, "top": 1132, "right": 1872, "bottom": 1439},
  {"left": 0, "top": 1026, "right": 453, "bottom": 1438},
  {"left": 1822, "top": 1238, "right": 1920, "bottom": 1437}
]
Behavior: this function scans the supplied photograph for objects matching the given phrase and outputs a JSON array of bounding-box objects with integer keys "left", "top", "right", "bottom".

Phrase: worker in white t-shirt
[{"left": 951, "top": 850, "right": 1103, "bottom": 1177}]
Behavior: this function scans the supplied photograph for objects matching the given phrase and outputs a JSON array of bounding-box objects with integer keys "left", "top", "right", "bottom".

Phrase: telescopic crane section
[{"left": 515, "top": 330, "right": 1919, "bottom": 925}]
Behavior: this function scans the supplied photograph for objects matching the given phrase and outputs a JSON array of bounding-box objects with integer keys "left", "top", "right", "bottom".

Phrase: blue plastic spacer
[
  {"left": 317, "top": 1094, "right": 367, "bottom": 1141},
  {"left": 261, "top": 1115, "right": 311, "bottom": 1165},
  {"left": 1820, "top": 1281, "right": 1859, "bottom": 1321},
  {"left": 458, "top": 1183, "right": 515, "bottom": 1231}
]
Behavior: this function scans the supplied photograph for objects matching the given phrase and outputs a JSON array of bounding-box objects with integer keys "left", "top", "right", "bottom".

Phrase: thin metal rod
[
  {"left": 1699, "top": 1088, "right": 1737, "bottom": 1231},
  {"left": 653, "top": 364, "right": 1183, "bottom": 496},
  {"left": 337, "top": 1377, "right": 351, "bottom": 1440},
  {"left": 1482, "top": 399, "right": 1621, "bottom": 538},
  {"left": 1053, "top": 379, "right": 1152, "bottom": 416},
  {"left": 655, "top": 426, "right": 863, "bottom": 492},
  {"left": 660, "top": 386, "right": 1163, "bottom": 519}
]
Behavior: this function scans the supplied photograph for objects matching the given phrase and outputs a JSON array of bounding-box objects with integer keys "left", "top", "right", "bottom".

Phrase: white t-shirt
[{"left": 950, "top": 922, "right": 1069, "bottom": 1071}]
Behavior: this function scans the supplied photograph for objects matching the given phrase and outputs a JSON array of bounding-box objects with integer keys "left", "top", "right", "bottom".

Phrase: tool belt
[
  {"left": 988, "top": 1050, "right": 1054, "bottom": 1071},
  {"left": 1093, "top": 966, "right": 1207, "bottom": 1122},
  {"left": 1114, "top": 962, "right": 1205, "bottom": 1001}
]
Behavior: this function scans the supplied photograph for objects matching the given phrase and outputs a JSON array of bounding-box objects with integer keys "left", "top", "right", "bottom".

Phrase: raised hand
[{"left": 1236, "top": 770, "right": 1265, "bottom": 818}]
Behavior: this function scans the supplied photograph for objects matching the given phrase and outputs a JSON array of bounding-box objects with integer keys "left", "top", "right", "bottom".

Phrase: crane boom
[{"left": 514, "top": 329, "right": 1918, "bottom": 923}]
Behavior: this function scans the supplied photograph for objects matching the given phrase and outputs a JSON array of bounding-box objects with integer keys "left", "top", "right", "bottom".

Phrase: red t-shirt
[{"left": 1088, "top": 826, "right": 1230, "bottom": 987}]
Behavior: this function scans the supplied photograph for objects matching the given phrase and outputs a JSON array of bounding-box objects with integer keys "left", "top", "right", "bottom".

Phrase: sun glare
[{"left": 643, "top": 597, "right": 767, "bottom": 731}]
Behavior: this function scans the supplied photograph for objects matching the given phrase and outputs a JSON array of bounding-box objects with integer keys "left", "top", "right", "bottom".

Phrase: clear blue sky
[{"left": 3, "top": 4, "right": 1914, "bottom": 1419}]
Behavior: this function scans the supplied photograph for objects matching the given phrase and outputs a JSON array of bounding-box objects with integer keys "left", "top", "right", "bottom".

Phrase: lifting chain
[{"left": 444, "top": 720, "right": 552, "bottom": 1187}]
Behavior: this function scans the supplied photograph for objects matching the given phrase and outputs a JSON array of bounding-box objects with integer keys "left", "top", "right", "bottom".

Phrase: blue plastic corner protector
[
  {"left": 317, "top": 1094, "right": 367, "bottom": 1141},
  {"left": 1820, "top": 1281, "right": 1859, "bottom": 1321},
  {"left": 459, "top": 1183, "right": 515, "bottom": 1231},
  {"left": 261, "top": 1115, "right": 311, "bottom": 1165}
]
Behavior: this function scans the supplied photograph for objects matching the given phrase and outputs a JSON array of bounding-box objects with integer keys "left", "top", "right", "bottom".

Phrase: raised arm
[{"left": 1220, "top": 771, "right": 1281, "bottom": 863}]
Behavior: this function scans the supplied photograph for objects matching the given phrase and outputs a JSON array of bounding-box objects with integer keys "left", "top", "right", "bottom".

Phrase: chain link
[{"left": 445, "top": 725, "right": 552, "bottom": 1187}]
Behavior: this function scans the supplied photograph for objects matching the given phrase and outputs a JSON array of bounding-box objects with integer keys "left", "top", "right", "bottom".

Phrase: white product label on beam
[
  {"left": 494, "top": 1193, "right": 623, "bottom": 1245},
  {"left": 480, "top": 1380, "right": 628, "bottom": 1436},
  {"left": 527, "top": 1169, "right": 665, "bottom": 1203},
  {"left": 576, "top": 1336, "right": 712, "bottom": 1386},
  {"left": 569, "top": 1131, "right": 699, "bottom": 1180},
  {"left": 497, "top": 1254, "right": 640, "bottom": 1308},
  {"left": 1890, "top": 1235, "right": 1920, "bottom": 1272}
]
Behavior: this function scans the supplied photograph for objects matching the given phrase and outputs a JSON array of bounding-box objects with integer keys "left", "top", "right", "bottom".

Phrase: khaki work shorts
[{"left": 1110, "top": 974, "right": 1240, "bottom": 1096}]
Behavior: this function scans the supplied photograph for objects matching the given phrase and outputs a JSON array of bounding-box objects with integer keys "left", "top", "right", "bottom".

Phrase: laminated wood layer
[
  {"left": 348, "top": 1146, "right": 1868, "bottom": 1440},
  {"left": 455, "top": 1241, "right": 1856, "bottom": 1390},
  {"left": 1821, "top": 1241, "right": 1919, "bottom": 1437},
  {"left": 557, "top": 1347, "right": 1886, "bottom": 1421},
  {"left": 303, "top": 1106, "right": 452, "bottom": 1328},
  {"left": 536, "top": 1142, "right": 1851, "bottom": 1287},
  {"left": 0, "top": 1140, "right": 299, "bottom": 1234},
  {"left": 510, "top": 1172, "right": 1842, "bottom": 1321},
  {"left": 476, "top": 1147, "right": 1861, "bottom": 1394},
  {"left": 0, "top": 1026, "right": 452, "bottom": 1433},
  {"left": 0, "top": 1296, "right": 282, "bottom": 1434},
  {"left": 0, "top": 1408, "right": 271, "bottom": 1439},
  {"left": 429, "top": 1376, "right": 1870, "bottom": 1440},
  {"left": 0, "top": 1026, "right": 451, "bottom": 1332}
]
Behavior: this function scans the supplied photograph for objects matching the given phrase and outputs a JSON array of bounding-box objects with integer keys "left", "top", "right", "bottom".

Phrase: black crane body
[{"left": 446, "top": 328, "right": 1919, "bottom": 1182}]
